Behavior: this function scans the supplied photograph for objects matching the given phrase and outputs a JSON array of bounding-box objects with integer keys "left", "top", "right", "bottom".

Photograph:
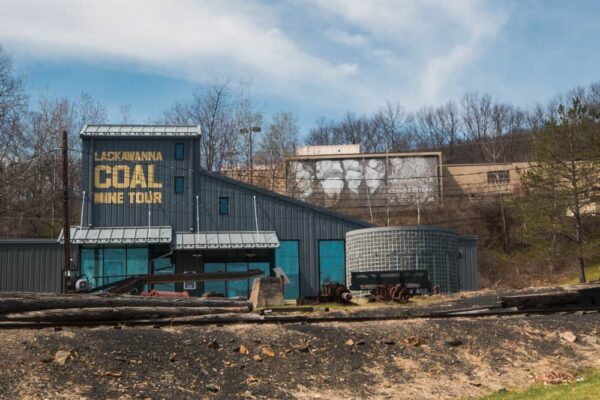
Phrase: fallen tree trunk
[
  {"left": 124, "top": 312, "right": 264, "bottom": 324},
  {"left": 0, "top": 295, "right": 252, "bottom": 314},
  {"left": 1, "top": 306, "right": 252, "bottom": 323}
]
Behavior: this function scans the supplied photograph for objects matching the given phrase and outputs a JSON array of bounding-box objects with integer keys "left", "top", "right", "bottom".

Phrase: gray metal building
[
  {"left": 0, "top": 240, "right": 64, "bottom": 293},
  {"left": 61, "top": 125, "right": 369, "bottom": 298},
  {"left": 0, "top": 124, "right": 478, "bottom": 297}
]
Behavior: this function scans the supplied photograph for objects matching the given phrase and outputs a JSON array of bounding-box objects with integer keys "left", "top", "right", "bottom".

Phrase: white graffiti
[{"left": 288, "top": 156, "right": 439, "bottom": 207}]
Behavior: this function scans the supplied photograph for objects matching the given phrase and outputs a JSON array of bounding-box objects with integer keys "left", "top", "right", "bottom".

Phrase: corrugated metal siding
[
  {"left": 0, "top": 241, "right": 63, "bottom": 293},
  {"left": 458, "top": 235, "right": 478, "bottom": 291},
  {"left": 82, "top": 134, "right": 369, "bottom": 297},
  {"left": 83, "top": 137, "right": 200, "bottom": 231},
  {"left": 195, "top": 172, "right": 368, "bottom": 296}
]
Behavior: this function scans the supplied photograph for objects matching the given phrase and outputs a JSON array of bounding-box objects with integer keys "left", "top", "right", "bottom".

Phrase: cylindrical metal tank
[
  {"left": 345, "top": 226, "right": 472, "bottom": 293},
  {"left": 458, "top": 235, "right": 478, "bottom": 291}
]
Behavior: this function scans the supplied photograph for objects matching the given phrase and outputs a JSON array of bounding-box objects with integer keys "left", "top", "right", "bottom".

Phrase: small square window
[
  {"left": 487, "top": 170, "right": 509, "bottom": 184},
  {"left": 175, "top": 143, "right": 185, "bottom": 160},
  {"left": 174, "top": 176, "right": 185, "bottom": 194},
  {"left": 219, "top": 197, "right": 229, "bottom": 215}
]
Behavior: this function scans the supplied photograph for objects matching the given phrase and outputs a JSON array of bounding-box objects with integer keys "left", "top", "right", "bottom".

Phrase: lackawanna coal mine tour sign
[{"left": 92, "top": 151, "right": 163, "bottom": 204}]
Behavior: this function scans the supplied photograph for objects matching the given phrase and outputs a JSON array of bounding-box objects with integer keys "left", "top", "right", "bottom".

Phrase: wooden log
[
  {"left": 0, "top": 294, "right": 252, "bottom": 314},
  {"left": 500, "top": 292, "right": 580, "bottom": 309},
  {"left": 1, "top": 306, "right": 252, "bottom": 323},
  {"left": 124, "top": 312, "right": 264, "bottom": 324}
]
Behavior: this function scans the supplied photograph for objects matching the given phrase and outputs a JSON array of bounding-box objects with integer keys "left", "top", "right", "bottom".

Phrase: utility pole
[
  {"left": 240, "top": 126, "right": 261, "bottom": 185},
  {"left": 61, "top": 130, "right": 71, "bottom": 293}
]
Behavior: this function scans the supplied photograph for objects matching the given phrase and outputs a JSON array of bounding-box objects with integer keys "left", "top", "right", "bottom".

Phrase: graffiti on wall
[{"left": 287, "top": 156, "right": 440, "bottom": 208}]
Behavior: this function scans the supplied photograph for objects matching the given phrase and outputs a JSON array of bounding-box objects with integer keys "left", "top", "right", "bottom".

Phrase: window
[
  {"left": 219, "top": 197, "right": 229, "bottom": 215},
  {"left": 174, "top": 176, "right": 185, "bottom": 194},
  {"left": 175, "top": 143, "right": 185, "bottom": 160},
  {"left": 80, "top": 247, "right": 148, "bottom": 289},
  {"left": 487, "top": 170, "right": 509, "bottom": 184}
]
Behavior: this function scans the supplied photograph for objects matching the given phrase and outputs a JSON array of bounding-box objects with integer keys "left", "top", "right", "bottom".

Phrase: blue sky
[{"left": 1, "top": 0, "right": 599, "bottom": 135}]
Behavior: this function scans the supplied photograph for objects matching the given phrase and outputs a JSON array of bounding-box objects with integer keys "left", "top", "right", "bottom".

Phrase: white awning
[
  {"left": 175, "top": 231, "right": 280, "bottom": 250},
  {"left": 59, "top": 226, "right": 172, "bottom": 245}
]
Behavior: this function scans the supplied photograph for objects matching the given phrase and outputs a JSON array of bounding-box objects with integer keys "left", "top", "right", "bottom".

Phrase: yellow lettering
[
  {"left": 153, "top": 192, "right": 162, "bottom": 203},
  {"left": 93, "top": 192, "right": 124, "bottom": 204},
  {"left": 129, "top": 165, "right": 147, "bottom": 189},
  {"left": 94, "top": 165, "right": 112, "bottom": 188},
  {"left": 112, "top": 165, "right": 130, "bottom": 189},
  {"left": 147, "top": 165, "right": 162, "bottom": 188}
]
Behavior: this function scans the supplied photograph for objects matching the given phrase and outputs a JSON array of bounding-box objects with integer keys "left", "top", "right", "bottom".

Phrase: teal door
[
  {"left": 204, "top": 263, "right": 226, "bottom": 295},
  {"left": 275, "top": 241, "right": 300, "bottom": 300},
  {"left": 226, "top": 262, "right": 249, "bottom": 298},
  {"left": 319, "top": 240, "right": 345, "bottom": 285}
]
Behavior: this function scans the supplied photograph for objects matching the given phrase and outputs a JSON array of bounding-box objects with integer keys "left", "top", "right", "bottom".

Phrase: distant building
[
  {"left": 286, "top": 151, "right": 443, "bottom": 209},
  {"left": 443, "top": 162, "right": 528, "bottom": 200},
  {"left": 295, "top": 144, "right": 361, "bottom": 156}
]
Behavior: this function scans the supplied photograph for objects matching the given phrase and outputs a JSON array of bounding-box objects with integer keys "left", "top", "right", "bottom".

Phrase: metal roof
[
  {"left": 58, "top": 226, "right": 172, "bottom": 244},
  {"left": 175, "top": 231, "right": 280, "bottom": 250},
  {"left": 80, "top": 124, "right": 201, "bottom": 137},
  {"left": 198, "top": 170, "right": 373, "bottom": 228}
]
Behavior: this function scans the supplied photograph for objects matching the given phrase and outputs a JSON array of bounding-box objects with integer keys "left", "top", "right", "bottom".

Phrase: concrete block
[{"left": 250, "top": 277, "right": 284, "bottom": 308}]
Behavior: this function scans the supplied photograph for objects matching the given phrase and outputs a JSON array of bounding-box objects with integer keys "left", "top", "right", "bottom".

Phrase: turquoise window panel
[
  {"left": 175, "top": 143, "right": 185, "bottom": 160},
  {"left": 174, "top": 176, "right": 185, "bottom": 194},
  {"left": 204, "top": 263, "right": 226, "bottom": 295},
  {"left": 126, "top": 248, "right": 148, "bottom": 276},
  {"left": 81, "top": 248, "right": 102, "bottom": 288},
  {"left": 219, "top": 197, "right": 229, "bottom": 215},
  {"left": 80, "top": 247, "right": 149, "bottom": 288},
  {"left": 152, "top": 257, "right": 174, "bottom": 292},
  {"left": 103, "top": 248, "right": 126, "bottom": 285},
  {"left": 319, "top": 240, "right": 346, "bottom": 285},
  {"left": 248, "top": 262, "right": 270, "bottom": 292},
  {"left": 275, "top": 241, "right": 300, "bottom": 300},
  {"left": 226, "top": 262, "right": 249, "bottom": 298}
]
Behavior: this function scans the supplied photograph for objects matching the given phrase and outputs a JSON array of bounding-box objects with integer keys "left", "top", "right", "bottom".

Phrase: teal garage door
[
  {"left": 275, "top": 241, "right": 300, "bottom": 300},
  {"left": 319, "top": 240, "right": 345, "bottom": 285}
]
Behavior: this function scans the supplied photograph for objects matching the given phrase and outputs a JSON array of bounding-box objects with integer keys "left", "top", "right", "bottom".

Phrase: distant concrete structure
[
  {"left": 296, "top": 144, "right": 361, "bottom": 156},
  {"left": 443, "top": 162, "right": 528, "bottom": 199},
  {"left": 286, "top": 152, "right": 442, "bottom": 209}
]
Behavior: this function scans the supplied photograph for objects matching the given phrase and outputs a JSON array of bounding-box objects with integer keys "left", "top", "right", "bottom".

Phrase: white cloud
[
  {"left": 326, "top": 29, "right": 368, "bottom": 47},
  {"left": 0, "top": 0, "right": 509, "bottom": 113},
  {"left": 310, "top": 0, "right": 508, "bottom": 104}
]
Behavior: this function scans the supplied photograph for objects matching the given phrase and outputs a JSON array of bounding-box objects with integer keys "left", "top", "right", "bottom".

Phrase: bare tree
[
  {"left": 305, "top": 117, "right": 333, "bottom": 146},
  {"left": 0, "top": 46, "right": 28, "bottom": 167},
  {"left": 372, "top": 102, "right": 413, "bottom": 152},
  {"left": 258, "top": 111, "right": 299, "bottom": 190},
  {"left": 415, "top": 101, "right": 461, "bottom": 161},
  {"left": 161, "top": 81, "right": 241, "bottom": 172}
]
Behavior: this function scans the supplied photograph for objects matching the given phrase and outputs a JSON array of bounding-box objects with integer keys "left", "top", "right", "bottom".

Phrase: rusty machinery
[
  {"left": 320, "top": 282, "right": 353, "bottom": 304},
  {"left": 350, "top": 270, "right": 435, "bottom": 303}
]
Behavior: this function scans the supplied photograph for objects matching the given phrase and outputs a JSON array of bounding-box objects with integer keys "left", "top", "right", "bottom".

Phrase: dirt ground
[{"left": 1, "top": 305, "right": 599, "bottom": 400}]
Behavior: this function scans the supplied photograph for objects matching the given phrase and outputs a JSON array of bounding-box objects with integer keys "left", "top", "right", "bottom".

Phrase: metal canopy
[
  {"left": 59, "top": 226, "right": 172, "bottom": 245},
  {"left": 175, "top": 231, "right": 280, "bottom": 250},
  {"left": 80, "top": 124, "right": 201, "bottom": 137}
]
